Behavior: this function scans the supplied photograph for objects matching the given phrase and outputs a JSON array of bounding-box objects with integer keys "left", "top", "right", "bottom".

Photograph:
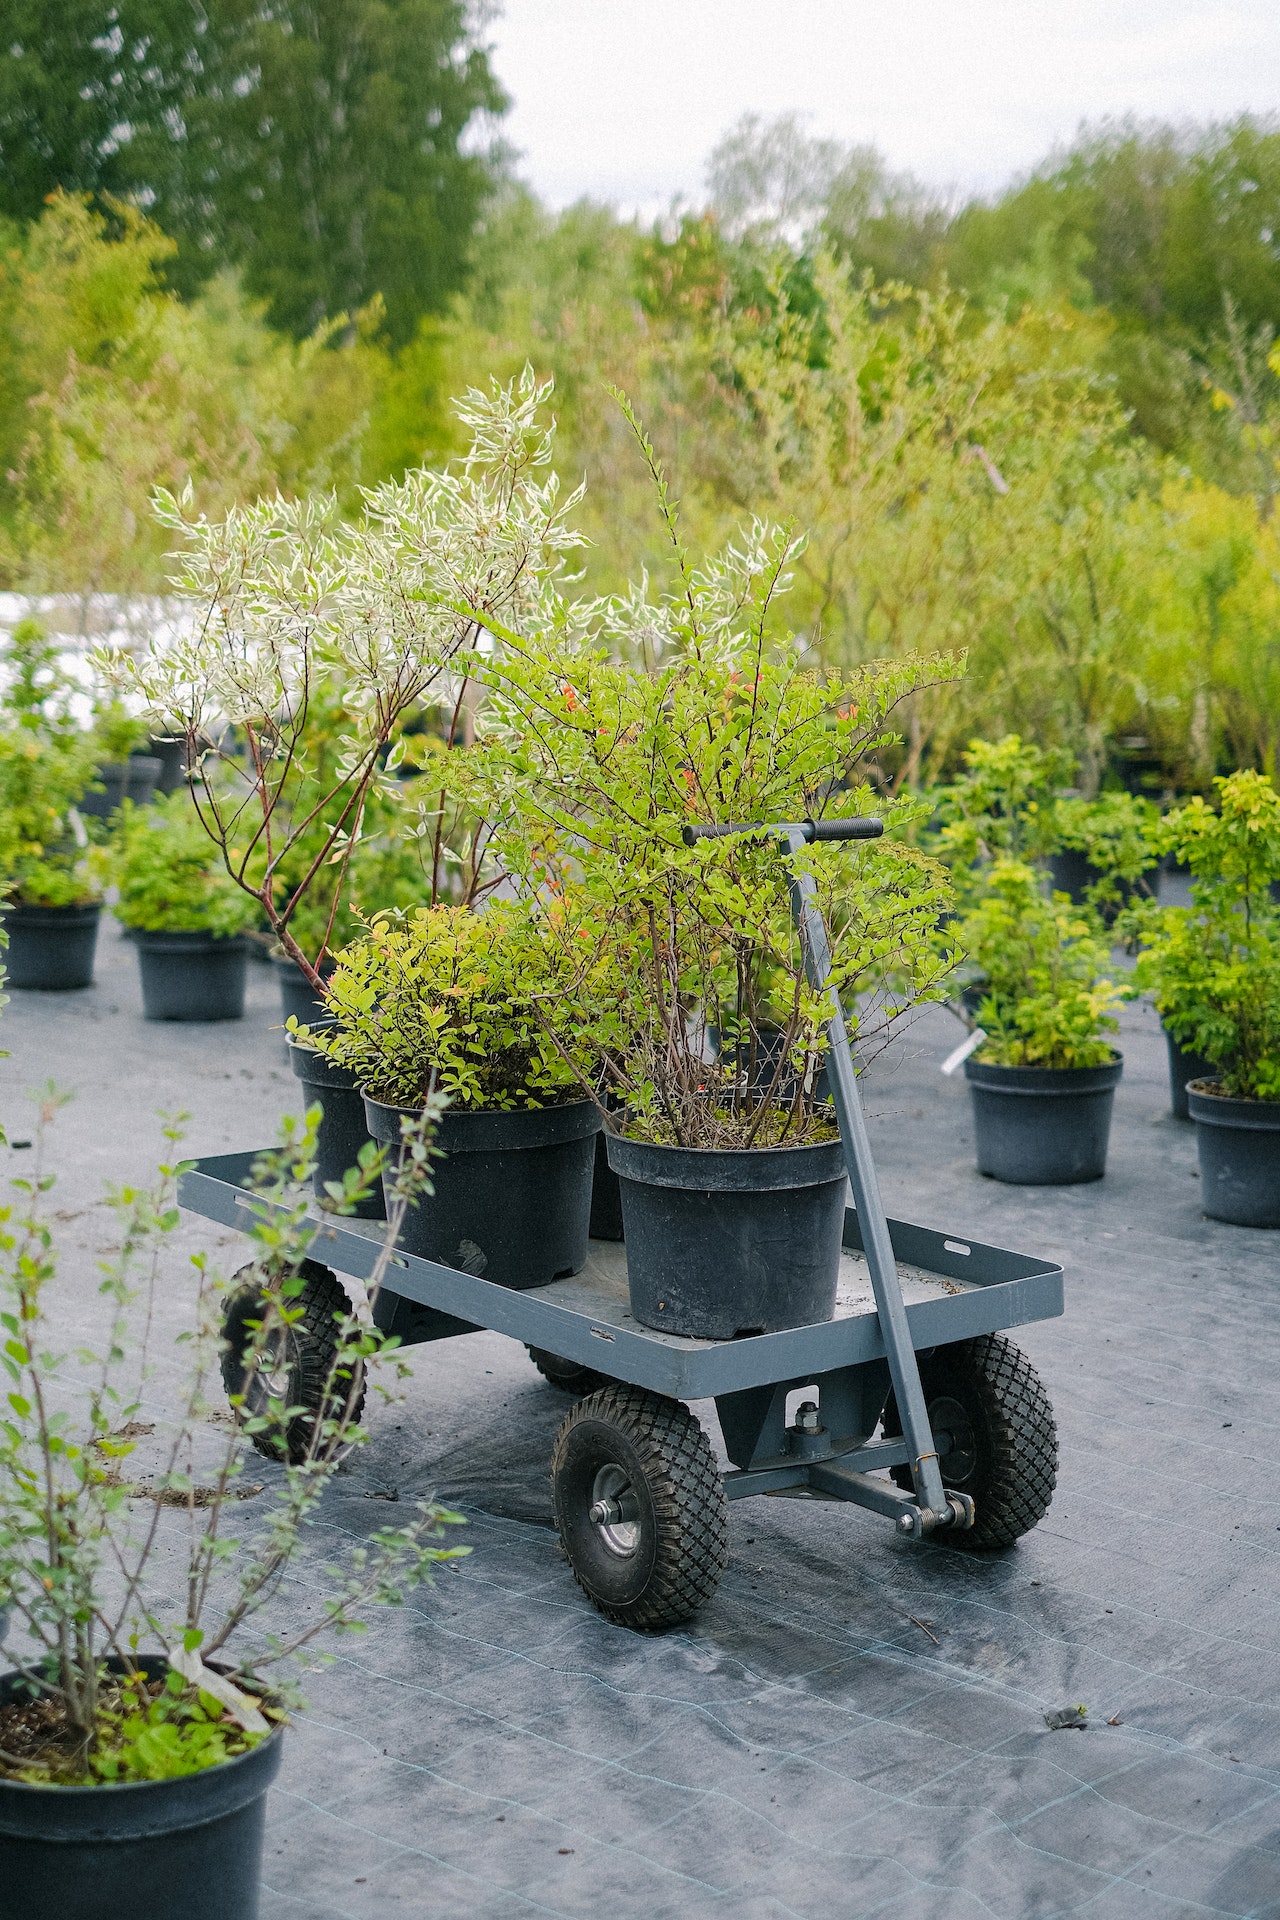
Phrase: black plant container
[
  {"left": 271, "top": 952, "right": 334, "bottom": 1029},
  {"left": 1187, "top": 1081, "right": 1280, "bottom": 1228},
  {"left": 363, "top": 1095, "right": 600, "bottom": 1288},
  {"left": 606, "top": 1133, "right": 847, "bottom": 1340},
  {"left": 134, "top": 930, "right": 248, "bottom": 1021},
  {"left": 147, "top": 737, "right": 187, "bottom": 793},
  {"left": 965, "top": 1054, "right": 1123, "bottom": 1185},
  {"left": 78, "top": 756, "right": 163, "bottom": 821},
  {"left": 1047, "top": 850, "right": 1151, "bottom": 921},
  {"left": 588, "top": 1130, "right": 625, "bottom": 1240},
  {"left": 1163, "top": 1023, "right": 1216, "bottom": 1122},
  {"left": 0, "top": 1658, "right": 283, "bottom": 1920},
  {"left": 2, "top": 902, "right": 100, "bottom": 990},
  {"left": 287, "top": 1032, "right": 384, "bottom": 1218}
]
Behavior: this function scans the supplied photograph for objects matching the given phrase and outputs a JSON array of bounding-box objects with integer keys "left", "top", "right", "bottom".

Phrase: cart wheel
[
  {"left": 883, "top": 1334, "right": 1057, "bottom": 1550},
  {"left": 526, "top": 1347, "right": 611, "bottom": 1396},
  {"left": 551, "top": 1385, "right": 730, "bottom": 1630},
  {"left": 220, "top": 1261, "right": 365, "bottom": 1465}
]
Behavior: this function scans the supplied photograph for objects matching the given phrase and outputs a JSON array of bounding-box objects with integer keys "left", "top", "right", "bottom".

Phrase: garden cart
[{"left": 180, "top": 816, "right": 1063, "bottom": 1630}]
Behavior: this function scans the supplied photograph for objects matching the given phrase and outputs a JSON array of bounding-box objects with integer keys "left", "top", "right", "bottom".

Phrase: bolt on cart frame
[{"left": 180, "top": 817, "right": 1064, "bottom": 1626}]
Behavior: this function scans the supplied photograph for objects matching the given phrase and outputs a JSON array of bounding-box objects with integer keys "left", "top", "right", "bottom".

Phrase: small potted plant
[
  {"left": 78, "top": 700, "right": 162, "bottom": 821},
  {"left": 309, "top": 901, "right": 601, "bottom": 1286},
  {"left": 1049, "top": 790, "right": 1160, "bottom": 921},
  {"left": 0, "top": 620, "right": 104, "bottom": 990},
  {"left": 111, "top": 793, "right": 260, "bottom": 1020},
  {"left": 959, "top": 861, "right": 1127, "bottom": 1184},
  {"left": 469, "top": 412, "right": 957, "bottom": 1338},
  {"left": 0, "top": 1098, "right": 462, "bottom": 1918},
  {"left": 1128, "top": 772, "right": 1280, "bottom": 1225}
]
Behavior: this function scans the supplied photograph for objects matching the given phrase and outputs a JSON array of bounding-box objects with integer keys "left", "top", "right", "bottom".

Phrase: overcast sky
[{"left": 485, "top": 1, "right": 1280, "bottom": 214}]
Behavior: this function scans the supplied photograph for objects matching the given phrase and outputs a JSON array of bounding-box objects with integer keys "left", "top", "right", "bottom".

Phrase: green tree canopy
[{"left": 0, "top": 0, "right": 506, "bottom": 341}]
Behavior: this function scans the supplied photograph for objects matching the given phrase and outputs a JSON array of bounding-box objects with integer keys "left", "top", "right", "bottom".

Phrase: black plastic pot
[
  {"left": 605, "top": 1132, "right": 847, "bottom": 1339},
  {"left": 78, "top": 756, "right": 163, "bottom": 821},
  {"left": 0, "top": 1658, "right": 283, "bottom": 1920},
  {"left": 363, "top": 1095, "right": 600, "bottom": 1288},
  {"left": 706, "top": 1022, "right": 829, "bottom": 1103},
  {"left": 964, "top": 1053, "right": 1123, "bottom": 1185},
  {"left": 1, "top": 902, "right": 100, "bottom": 990},
  {"left": 1187, "top": 1081, "right": 1280, "bottom": 1228},
  {"left": 1163, "top": 1023, "right": 1216, "bottom": 1122},
  {"left": 588, "top": 1130, "right": 625, "bottom": 1240},
  {"left": 1047, "top": 850, "right": 1151, "bottom": 920},
  {"left": 147, "top": 737, "right": 187, "bottom": 793},
  {"left": 288, "top": 1032, "right": 384, "bottom": 1218},
  {"left": 271, "top": 952, "right": 334, "bottom": 1029},
  {"left": 134, "top": 930, "right": 248, "bottom": 1021}
]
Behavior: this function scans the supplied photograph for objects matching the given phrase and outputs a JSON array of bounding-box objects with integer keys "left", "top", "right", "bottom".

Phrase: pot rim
[
  {"left": 1186, "top": 1079, "right": 1280, "bottom": 1129},
  {"left": 606, "top": 1129, "right": 846, "bottom": 1193},
  {"left": 964, "top": 1050, "right": 1123, "bottom": 1093},
  {"left": 130, "top": 927, "right": 249, "bottom": 949},
  {"left": 362, "top": 1089, "right": 601, "bottom": 1152},
  {"left": 1, "top": 899, "right": 102, "bottom": 919}
]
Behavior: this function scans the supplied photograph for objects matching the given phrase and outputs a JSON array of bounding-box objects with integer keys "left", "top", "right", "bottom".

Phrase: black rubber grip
[
  {"left": 681, "top": 816, "right": 884, "bottom": 845},
  {"left": 806, "top": 816, "right": 884, "bottom": 841}
]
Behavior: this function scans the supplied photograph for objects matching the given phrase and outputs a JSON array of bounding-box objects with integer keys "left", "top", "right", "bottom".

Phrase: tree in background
[{"left": 0, "top": 0, "right": 505, "bottom": 342}]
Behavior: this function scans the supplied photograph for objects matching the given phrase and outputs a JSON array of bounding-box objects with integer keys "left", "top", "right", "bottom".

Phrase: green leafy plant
[
  {"left": 1052, "top": 790, "right": 1160, "bottom": 914},
  {"left": 466, "top": 402, "right": 959, "bottom": 1149},
  {"left": 0, "top": 620, "right": 101, "bottom": 908},
  {"left": 110, "top": 793, "right": 260, "bottom": 936},
  {"left": 101, "top": 371, "right": 585, "bottom": 988},
  {"left": 930, "top": 734, "right": 1074, "bottom": 908},
  {"left": 960, "top": 861, "right": 1126, "bottom": 1068},
  {"left": 0, "top": 1095, "right": 464, "bottom": 1787},
  {"left": 1125, "top": 770, "right": 1280, "bottom": 1098},
  {"left": 311, "top": 902, "right": 589, "bottom": 1111}
]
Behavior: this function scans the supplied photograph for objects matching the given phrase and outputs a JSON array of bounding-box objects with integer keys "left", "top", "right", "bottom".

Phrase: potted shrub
[
  {"left": 0, "top": 1100, "right": 462, "bottom": 1918},
  {"left": 111, "top": 793, "right": 260, "bottom": 1020},
  {"left": 102, "top": 373, "right": 585, "bottom": 1001},
  {"left": 468, "top": 423, "right": 957, "bottom": 1338},
  {"left": 309, "top": 901, "right": 601, "bottom": 1286},
  {"left": 1049, "top": 790, "right": 1160, "bottom": 921},
  {"left": 0, "top": 620, "right": 104, "bottom": 990},
  {"left": 958, "top": 861, "right": 1127, "bottom": 1184},
  {"left": 1128, "top": 772, "right": 1280, "bottom": 1225},
  {"left": 78, "top": 701, "right": 162, "bottom": 821}
]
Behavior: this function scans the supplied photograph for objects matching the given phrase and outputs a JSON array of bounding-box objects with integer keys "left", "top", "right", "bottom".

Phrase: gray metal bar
[
  {"left": 784, "top": 828, "right": 950, "bottom": 1521},
  {"left": 806, "top": 1460, "right": 920, "bottom": 1520}
]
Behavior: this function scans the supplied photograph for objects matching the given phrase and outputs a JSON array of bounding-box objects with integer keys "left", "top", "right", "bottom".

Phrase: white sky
[{"left": 485, "top": 1, "right": 1280, "bottom": 214}]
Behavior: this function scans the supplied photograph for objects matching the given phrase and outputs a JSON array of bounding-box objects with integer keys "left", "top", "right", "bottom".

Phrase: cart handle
[{"left": 682, "top": 816, "right": 883, "bottom": 846}]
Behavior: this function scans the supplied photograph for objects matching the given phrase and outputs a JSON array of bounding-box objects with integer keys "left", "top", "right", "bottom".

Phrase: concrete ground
[{"left": 2, "top": 915, "right": 1278, "bottom": 1920}]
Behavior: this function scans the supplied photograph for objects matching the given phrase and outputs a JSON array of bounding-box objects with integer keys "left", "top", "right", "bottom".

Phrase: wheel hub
[
  {"left": 928, "top": 1394, "right": 977, "bottom": 1482},
  {"left": 588, "top": 1463, "right": 641, "bottom": 1557}
]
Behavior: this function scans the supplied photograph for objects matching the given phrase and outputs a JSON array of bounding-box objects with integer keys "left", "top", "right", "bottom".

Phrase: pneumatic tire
[
  {"left": 551, "top": 1385, "right": 729, "bottom": 1629},
  {"left": 527, "top": 1346, "right": 612, "bottom": 1396},
  {"left": 220, "top": 1260, "right": 365, "bottom": 1465},
  {"left": 883, "top": 1334, "right": 1057, "bottom": 1549}
]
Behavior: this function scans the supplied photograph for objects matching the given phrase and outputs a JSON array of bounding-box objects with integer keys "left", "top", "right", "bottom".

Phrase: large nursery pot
[
  {"left": 964, "top": 1053, "right": 1123, "bottom": 1185},
  {"left": 363, "top": 1094, "right": 600, "bottom": 1287},
  {"left": 1, "top": 902, "right": 100, "bottom": 990},
  {"left": 0, "top": 1657, "right": 283, "bottom": 1920},
  {"left": 1186, "top": 1081, "right": 1280, "bottom": 1229},
  {"left": 135, "top": 929, "right": 248, "bottom": 1022},
  {"left": 287, "top": 1031, "right": 384, "bottom": 1219},
  {"left": 605, "top": 1133, "right": 848, "bottom": 1340},
  {"left": 271, "top": 951, "right": 335, "bottom": 1029},
  {"left": 78, "top": 755, "right": 163, "bottom": 821},
  {"left": 1163, "top": 1023, "right": 1217, "bottom": 1123}
]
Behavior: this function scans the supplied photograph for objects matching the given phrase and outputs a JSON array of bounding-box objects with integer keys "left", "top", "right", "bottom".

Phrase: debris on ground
[{"left": 1044, "top": 1705, "right": 1089, "bottom": 1730}]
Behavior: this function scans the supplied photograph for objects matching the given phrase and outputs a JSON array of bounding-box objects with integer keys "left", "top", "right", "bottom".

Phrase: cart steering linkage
[{"left": 682, "top": 813, "right": 972, "bottom": 1535}]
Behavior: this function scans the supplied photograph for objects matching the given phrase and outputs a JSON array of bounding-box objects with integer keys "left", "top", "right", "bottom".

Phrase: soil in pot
[
  {"left": 605, "top": 1132, "right": 847, "bottom": 1339},
  {"left": 1163, "top": 1024, "right": 1216, "bottom": 1122},
  {"left": 1, "top": 902, "right": 100, "bottom": 990},
  {"left": 288, "top": 1032, "right": 384, "bottom": 1218},
  {"left": 0, "top": 1657, "right": 283, "bottom": 1920},
  {"left": 964, "top": 1054, "right": 1123, "bottom": 1185},
  {"left": 364, "top": 1095, "right": 600, "bottom": 1288},
  {"left": 78, "top": 756, "right": 163, "bottom": 821},
  {"left": 134, "top": 930, "right": 248, "bottom": 1021},
  {"left": 1187, "top": 1080, "right": 1280, "bottom": 1228},
  {"left": 271, "top": 951, "right": 334, "bottom": 1029}
]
